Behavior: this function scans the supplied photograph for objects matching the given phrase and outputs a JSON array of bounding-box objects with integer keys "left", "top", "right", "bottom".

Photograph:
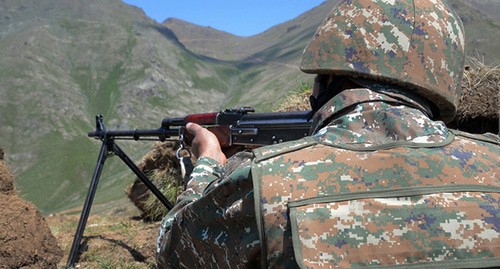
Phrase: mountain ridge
[{"left": 162, "top": 1, "right": 336, "bottom": 62}]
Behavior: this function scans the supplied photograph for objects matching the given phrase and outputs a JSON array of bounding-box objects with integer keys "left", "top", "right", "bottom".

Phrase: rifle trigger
[
  {"left": 176, "top": 128, "right": 193, "bottom": 187},
  {"left": 176, "top": 128, "right": 191, "bottom": 159}
]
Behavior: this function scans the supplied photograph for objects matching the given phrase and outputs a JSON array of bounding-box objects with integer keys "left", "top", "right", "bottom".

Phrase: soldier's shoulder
[
  {"left": 253, "top": 137, "right": 317, "bottom": 162},
  {"left": 451, "top": 129, "right": 499, "bottom": 146}
]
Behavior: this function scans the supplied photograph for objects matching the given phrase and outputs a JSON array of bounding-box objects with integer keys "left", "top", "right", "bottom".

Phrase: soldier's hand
[{"left": 186, "top": 122, "right": 227, "bottom": 165}]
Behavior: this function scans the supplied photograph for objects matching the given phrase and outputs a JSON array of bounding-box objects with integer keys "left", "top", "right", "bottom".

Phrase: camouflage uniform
[
  {"left": 157, "top": 85, "right": 500, "bottom": 268},
  {"left": 157, "top": 0, "right": 500, "bottom": 268}
]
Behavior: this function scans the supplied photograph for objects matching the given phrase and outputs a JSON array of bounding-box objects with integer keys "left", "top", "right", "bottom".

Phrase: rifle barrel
[{"left": 88, "top": 127, "right": 180, "bottom": 141}]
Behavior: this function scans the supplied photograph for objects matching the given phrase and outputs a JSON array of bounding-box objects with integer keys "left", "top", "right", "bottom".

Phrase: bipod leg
[
  {"left": 111, "top": 142, "right": 173, "bottom": 210},
  {"left": 66, "top": 140, "right": 109, "bottom": 268}
]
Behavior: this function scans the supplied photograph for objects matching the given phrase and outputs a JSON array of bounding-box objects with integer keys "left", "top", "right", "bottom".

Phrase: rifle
[{"left": 66, "top": 107, "right": 312, "bottom": 268}]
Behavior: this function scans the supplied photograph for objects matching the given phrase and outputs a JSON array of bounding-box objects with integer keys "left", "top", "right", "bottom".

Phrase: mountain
[
  {"left": 162, "top": 1, "right": 333, "bottom": 63},
  {"left": 162, "top": 1, "right": 335, "bottom": 108},
  {"left": 0, "top": 0, "right": 498, "bottom": 213},
  {"left": 0, "top": 0, "right": 242, "bottom": 213},
  {"left": 162, "top": 18, "right": 246, "bottom": 61}
]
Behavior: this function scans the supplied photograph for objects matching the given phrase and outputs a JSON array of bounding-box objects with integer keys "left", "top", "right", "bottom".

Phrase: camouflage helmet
[{"left": 300, "top": 0, "right": 465, "bottom": 122}]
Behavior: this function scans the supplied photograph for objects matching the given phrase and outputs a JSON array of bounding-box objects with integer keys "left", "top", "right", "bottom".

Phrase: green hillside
[{"left": 0, "top": 0, "right": 240, "bottom": 213}]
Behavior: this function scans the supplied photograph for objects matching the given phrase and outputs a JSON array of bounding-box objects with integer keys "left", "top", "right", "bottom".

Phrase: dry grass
[
  {"left": 273, "top": 90, "right": 311, "bottom": 112},
  {"left": 140, "top": 168, "right": 184, "bottom": 220},
  {"left": 458, "top": 57, "right": 499, "bottom": 120},
  {"left": 273, "top": 81, "right": 312, "bottom": 112},
  {"left": 126, "top": 141, "right": 192, "bottom": 221}
]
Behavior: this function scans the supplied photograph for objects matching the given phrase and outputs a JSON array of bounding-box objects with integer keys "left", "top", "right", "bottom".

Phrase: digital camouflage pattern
[
  {"left": 301, "top": 0, "right": 465, "bottom": 122},
  {"left": 157, "top": 154, "right": 261, "bottom": 269},
  {"left": 252, "top": 88, "right": 500, "bottom": 268}
]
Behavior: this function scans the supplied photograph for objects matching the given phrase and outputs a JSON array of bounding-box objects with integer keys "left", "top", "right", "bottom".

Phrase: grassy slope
[{"left": 0, "top": 0, "right": 238, "bottom": 213}]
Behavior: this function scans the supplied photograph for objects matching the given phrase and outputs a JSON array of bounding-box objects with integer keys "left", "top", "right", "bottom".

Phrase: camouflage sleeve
[
  {"left": 176, "top": 156, "right": 225, "bottom": 206},
  {"left": 157, "top": 156, "right": 224, "bottom": 244},
  {"left": 157, "top": 155, "right": 261, "bottom": 268}
]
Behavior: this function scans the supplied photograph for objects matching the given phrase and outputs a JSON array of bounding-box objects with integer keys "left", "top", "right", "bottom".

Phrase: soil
[
  {"left": 47, "top": 212, "right": 160, "bottom": 268},
  {"left": 0, "top": 154, "right": 63, "bottom": 269}
]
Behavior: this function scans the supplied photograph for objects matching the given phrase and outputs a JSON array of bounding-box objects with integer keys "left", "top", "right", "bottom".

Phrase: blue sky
[{"left": 122, "top": 0, "right": 325, "bottom": 37}]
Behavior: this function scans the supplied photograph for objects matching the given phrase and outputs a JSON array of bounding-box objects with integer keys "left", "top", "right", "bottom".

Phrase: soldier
[{"left": 157, "top": 0, "right": 500, "bottom": 268}]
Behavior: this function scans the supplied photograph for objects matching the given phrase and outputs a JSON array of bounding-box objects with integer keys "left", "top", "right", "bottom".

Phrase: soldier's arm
[{"left": 157, "top": 123, "right": 261, "bottom": 268}]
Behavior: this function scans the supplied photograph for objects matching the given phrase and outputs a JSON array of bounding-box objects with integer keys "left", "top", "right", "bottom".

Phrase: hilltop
[{"left": 164, "top": 0, "right": 500, "bottom": 64}]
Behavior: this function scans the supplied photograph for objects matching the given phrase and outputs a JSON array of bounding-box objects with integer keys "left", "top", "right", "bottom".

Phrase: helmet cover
[{"left": 301, "top": 0, "right": 465, "bottom": 122}]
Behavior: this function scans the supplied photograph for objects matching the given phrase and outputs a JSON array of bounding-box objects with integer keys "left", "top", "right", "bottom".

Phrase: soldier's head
[{"left": 301, "top": 0, "right": 465, "bottom": 122}]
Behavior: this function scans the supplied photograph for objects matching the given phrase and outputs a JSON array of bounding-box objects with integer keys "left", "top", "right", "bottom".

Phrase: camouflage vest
[{"left": 252, "top": 130, "right": 500, "bottom": 268}]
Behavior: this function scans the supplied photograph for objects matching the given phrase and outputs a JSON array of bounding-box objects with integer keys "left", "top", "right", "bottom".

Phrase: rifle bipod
[{"left": 66, "top": 116, "right": 173, "bottom": 268}]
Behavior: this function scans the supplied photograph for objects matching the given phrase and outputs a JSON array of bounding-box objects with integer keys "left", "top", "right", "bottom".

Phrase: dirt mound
[
  {"left": 0, "top": 194, "right": 63, "bottom": 268},
  {"left": 0, "top": 148, "right": 63, "bottom": 268}
]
